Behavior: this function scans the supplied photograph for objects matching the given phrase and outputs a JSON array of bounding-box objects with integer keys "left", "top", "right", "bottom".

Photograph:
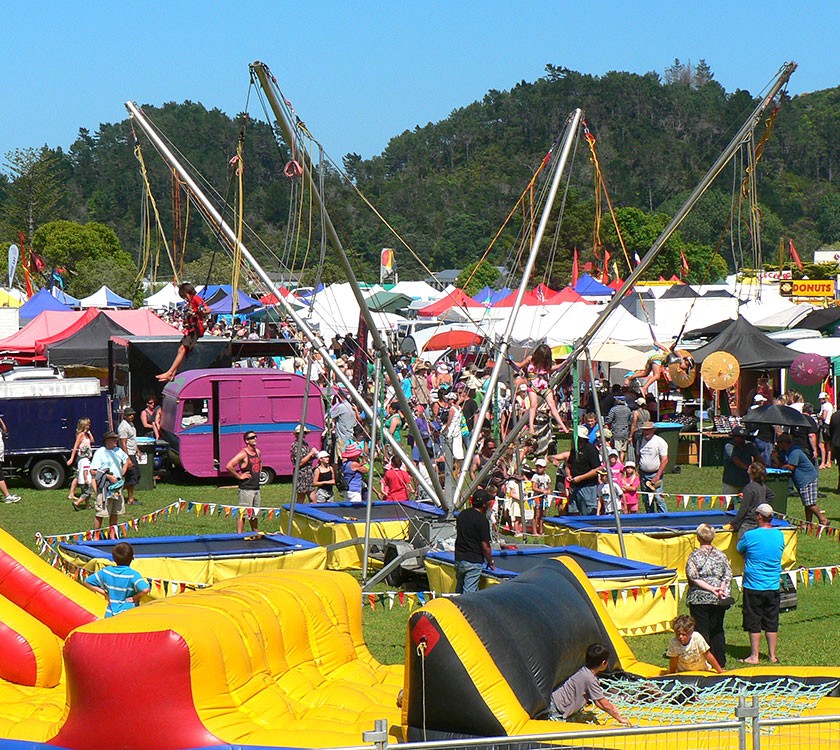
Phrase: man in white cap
[
  {"left": 637, "top": 421, "right": 668, "bottom": 513},
  {"left": 736, "top": 503, "right": 783, "bottom": 664},
  {"left": 818, "top": 391, "right": 834, "bottom": 469}
]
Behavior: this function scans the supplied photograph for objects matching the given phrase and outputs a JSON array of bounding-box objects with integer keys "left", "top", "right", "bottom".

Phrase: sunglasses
[{"left": 245, "top": 435, "right": 257, "bottom": 440}]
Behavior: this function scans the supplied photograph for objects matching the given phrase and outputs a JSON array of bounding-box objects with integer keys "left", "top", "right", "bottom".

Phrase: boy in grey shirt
[{"left": 550, "top": 644, "right": 631, "bottom": 725}]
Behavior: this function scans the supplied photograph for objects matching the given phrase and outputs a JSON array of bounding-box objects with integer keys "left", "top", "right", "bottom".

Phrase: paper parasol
[
  {"left": 701, "top": 351, "right": 740, "bottom": 390},
  {"left": 789, "top": 352, "right": 830, "bottom": 387},
  {"left": 668, "top": 349, "right": 697, "bottom": 388}
]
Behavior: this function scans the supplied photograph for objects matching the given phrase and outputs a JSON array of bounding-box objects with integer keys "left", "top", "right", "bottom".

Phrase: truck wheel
[
  {"left": 31, "top": 459, "right": 66, "bottom": 491},
  {"left": 259, "top": 467, "right": 276, "bottom": 485},
  {"left": 383, "top": 545, "right": 404, "bottom": 587}
]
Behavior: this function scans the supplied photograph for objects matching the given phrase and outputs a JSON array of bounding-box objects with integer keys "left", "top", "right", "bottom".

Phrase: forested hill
[{"left": 1, "top": 61, "right": 839, "bottom": 298}]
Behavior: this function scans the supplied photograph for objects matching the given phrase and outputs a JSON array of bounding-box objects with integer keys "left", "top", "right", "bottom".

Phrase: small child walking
[
  {"left": 550, "top": 643, "right": 632, "bottom": 725},
  {"left": 667, "top": 614, "right": 724, "bottom": 673},
  {"left": 83, "top": 542, "right": 150, "bottom": 617}
]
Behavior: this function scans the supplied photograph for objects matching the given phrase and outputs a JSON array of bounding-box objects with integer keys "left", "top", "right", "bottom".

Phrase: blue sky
[{"left": 0, "top": 1, "right": 836, "bottom": 170}]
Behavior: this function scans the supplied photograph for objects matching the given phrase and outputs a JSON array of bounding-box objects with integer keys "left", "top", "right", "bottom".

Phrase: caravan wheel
[{"left": 259, "top": 467, "right": 276, "bottom": 485}]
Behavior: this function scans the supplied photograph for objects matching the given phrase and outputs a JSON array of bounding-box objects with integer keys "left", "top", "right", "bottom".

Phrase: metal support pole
[
  {"left": 287, "top": 357, "right": 314, "bottom": 534},
  {"left": 461, "top": 61, "right": 797, "bottom": 504},
  {"left": 250, "top": 62, "right": 446, "bottom": 508},
  {"left": 362, "top": 354, "right": 382, "bottom": 583},
  {"left": 585, "top": 348, "right": 626, "bottom": 557},
  {"left": 125, "top": 100, "right": 439, "bottom": 503},
  {"left": 453, "top": 109, "right": 583, "bottom": 509}
]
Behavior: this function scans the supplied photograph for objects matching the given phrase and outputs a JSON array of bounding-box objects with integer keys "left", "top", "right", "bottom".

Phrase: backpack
[{"left": 335, "top": 462, "right": 350, "bottom": 492}]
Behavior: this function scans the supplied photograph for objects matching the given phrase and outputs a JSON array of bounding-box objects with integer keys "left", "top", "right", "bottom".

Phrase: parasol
[
  {"left": 789, "top": 352, "right": 830, "bottom": 386},
  {"left": 742, "top": 404, "right": 816, "bottom": 428},
  {"left": 422, "top": 330, "right": 483, "bottom": 352},
  {"left": 668, "top": 349, "right": 697, "bottom": 388},
  {"left": 700, "top": 351, "right": 739, "bottom": 390}
]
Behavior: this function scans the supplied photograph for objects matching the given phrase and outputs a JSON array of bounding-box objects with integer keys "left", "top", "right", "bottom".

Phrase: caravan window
[{"left": 181, "top": 398, "right": 209, "bottom": 429}]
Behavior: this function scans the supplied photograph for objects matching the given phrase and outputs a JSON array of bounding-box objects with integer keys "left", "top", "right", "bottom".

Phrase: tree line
[{"left": 1, "top": 60, "right": 838, "bottom": 300}]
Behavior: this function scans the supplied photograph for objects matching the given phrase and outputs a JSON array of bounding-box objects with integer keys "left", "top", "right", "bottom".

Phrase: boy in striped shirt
[{"left": 84, "top": 542, "right": 150, "bottom": 617}]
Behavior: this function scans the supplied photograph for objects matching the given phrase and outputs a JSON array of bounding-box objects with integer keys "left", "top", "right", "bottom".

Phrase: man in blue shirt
[
  {"left": 774, "top": 433, "right": 828, "bottom": 526},
  {"left": 736, "top": 503, "right": 784, "bottom": 664}
]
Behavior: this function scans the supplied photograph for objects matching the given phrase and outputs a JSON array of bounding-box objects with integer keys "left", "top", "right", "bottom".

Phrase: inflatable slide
[
  {"left": 404, "top": 556, "right": 840, "bottom": 747},
  {"left": 0, "top": 528, "right": 104, "bottom": 743}
]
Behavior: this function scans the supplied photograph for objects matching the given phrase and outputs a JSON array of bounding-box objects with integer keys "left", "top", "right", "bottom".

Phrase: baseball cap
[
  {"left": 535, "top": 458, "right": 547, "bottom": 467},
  {"left": 755, "top": 503, "right": 775, "bottom": 518},
  {"left": 819, "top": 392, "right": 829, "bottom": 399},
  {"left": 636, "top": 397, "right": 646, "bottom": 406},
  {"left": 624, "top": 460, "right": 636, "bottom": 468},
  {"left": 730, "top": 426, "right": 746, "bottom": 437},
  {"left": 471, "top": 489, "right": 492, "bottom": 507},
  {"left": 754, "top": 394, "right": 767, "bottom": 402},
  {"left": 316, "top": 450, "right": 330, "bottom": 458}
]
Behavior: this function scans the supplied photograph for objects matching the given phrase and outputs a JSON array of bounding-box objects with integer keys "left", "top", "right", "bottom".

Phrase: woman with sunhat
[{"left": 340, "top": 444, "right": 368, "bottom": 502}]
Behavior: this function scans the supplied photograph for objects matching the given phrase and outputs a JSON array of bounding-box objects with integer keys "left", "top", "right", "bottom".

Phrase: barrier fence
[{"left": 348, "top": 699, "right": 840, "bottom": 750}]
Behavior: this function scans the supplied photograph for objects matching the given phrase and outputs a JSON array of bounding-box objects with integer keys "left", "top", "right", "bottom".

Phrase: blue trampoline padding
[
  {"left": 58, "top": 532, "right": 319, "bottom": 560},
  {"left": 426, "top": 545, "right": 675, "bottom": 580},
  {"left": 282, "top": 500, "right": 445, "bottom": 524},
  {"left": 543, "top": 510, "right": 791, "bottom": 534}
]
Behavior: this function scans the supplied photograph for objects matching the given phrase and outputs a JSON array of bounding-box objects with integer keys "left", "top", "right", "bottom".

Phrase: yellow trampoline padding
[
  {"left": 542, "top": 526, "right": 797, "bottom": 577},
  {"left": 58, "top": 545, "right": 327, "bottom": 596},
  {"left": 282, "top": 510, "right": 411, "bottom": 569},
  {"left": 64, "top": 570, "right": 403, "bottom": 748},
  {"left": 424, "top": 557, "right": 678, "bottom": 635}
]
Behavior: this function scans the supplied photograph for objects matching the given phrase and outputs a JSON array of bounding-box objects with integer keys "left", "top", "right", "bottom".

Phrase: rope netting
[{"left": 600, "top": 674, "right": 839, "bottom": 727}]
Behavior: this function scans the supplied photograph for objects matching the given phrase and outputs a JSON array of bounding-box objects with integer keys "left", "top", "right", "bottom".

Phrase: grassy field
[{"left": 3, "top": 461, "right": 840, "bottom": 669}]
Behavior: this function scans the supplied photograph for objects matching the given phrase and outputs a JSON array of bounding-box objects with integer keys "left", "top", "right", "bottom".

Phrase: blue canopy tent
[
  {"left": 79, "top": 286, "right": 132, "bottom": 308},
  {"left": 205, "top": 289, "right": 262, "bottom": 315},
  {"left": 19, "top": 288, "right": 71, "bottom": 322},
  {"left": 472, "top": 286, "right": 512, "bottom": 305},
  {"left": 573, "top": 273, "right": 613, "bottom": 296},
  {"left": 51, "top": 287, "right": 81, "bottom": 306}
]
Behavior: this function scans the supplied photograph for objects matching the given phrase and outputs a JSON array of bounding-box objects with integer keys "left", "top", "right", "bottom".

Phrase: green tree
[
  {"left": 31, "top": 220, "right": 135, "bottom": 297},
  {"left": 1, "top": 147, "right": 67, "bottom": 239},
  {"left": 457, "top": 260, "right": 500, "bottom": 295}
]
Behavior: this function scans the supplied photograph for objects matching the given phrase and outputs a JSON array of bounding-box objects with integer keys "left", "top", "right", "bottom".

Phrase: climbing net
[{"left": 599, "top": 674, "right": 839, "bottom": 729}]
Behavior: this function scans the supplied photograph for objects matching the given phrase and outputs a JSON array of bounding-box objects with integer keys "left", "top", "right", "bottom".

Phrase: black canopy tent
[
  {"left": 660, "top": 284, "right": 700, "bottom": 299},
  {"left": 690, "top": 316, "right": 798, "bottom": 369},
  {"left": 793, "top": 307, "right": 840, "bottom": 332},
  {"left": 44, "top": 312, "right": 132, "bottom": 368}
]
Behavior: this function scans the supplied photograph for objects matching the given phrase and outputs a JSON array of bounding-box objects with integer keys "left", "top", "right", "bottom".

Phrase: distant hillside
[{"left": 1, "top": 61, "right": 838, "bottom": 291}]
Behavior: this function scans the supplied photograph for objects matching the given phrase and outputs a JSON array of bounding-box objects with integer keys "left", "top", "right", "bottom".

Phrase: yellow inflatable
[
  {"left": 0, "top": 527, "right": 103, "bottom": 742},
  {"left": 403, "top": 556, "right": 840, "bottom": 747},
  {"left": 53, "top": 570, "right": 403, "bottom": 749}
]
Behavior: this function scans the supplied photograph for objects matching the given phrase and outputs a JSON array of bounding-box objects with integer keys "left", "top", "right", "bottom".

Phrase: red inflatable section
[
  {"left": 0, "top": 548, "right": 98, "bottom": 639},
  {"left": 53, "top": 629, "right": 223, "bottom": 750},
  {"left": 0, "top": 621, "right": 37, "bottom": 686}
]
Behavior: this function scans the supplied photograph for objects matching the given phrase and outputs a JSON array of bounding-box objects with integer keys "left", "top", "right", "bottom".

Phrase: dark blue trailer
[{"left": 0, "top": 378, "right": 111, "bottom": 489}]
